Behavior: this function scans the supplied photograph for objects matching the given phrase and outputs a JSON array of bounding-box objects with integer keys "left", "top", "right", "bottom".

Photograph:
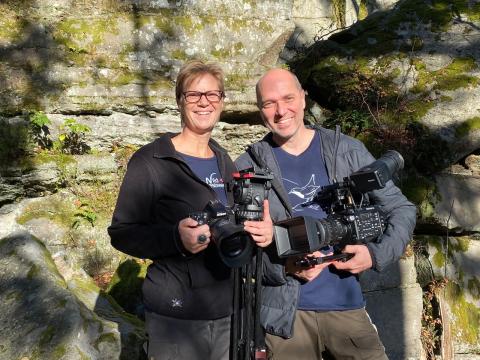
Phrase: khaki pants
[{"left": 266, "top": 308, "right": 388, "bottom": 360}]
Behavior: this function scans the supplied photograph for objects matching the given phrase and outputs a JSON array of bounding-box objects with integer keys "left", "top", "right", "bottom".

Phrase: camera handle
[{"left": 295, "top": 252, "right": 354, "bottom": 268}]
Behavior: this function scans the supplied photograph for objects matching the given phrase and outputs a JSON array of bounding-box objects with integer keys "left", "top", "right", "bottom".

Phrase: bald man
[{"left": 235, "top": 68, "right": 416, "bottom": 359}]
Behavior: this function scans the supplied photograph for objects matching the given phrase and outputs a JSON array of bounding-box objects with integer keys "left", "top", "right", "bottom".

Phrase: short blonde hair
[{"left": 175, "top": 60, "right": 225, "bottom": 104}]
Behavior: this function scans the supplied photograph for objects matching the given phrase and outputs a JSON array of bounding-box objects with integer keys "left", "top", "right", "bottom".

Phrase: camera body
[
  {"left": 190, "top": 167, "right": 273, "bottom": 267},
  {"left": 274, "top": 150, "right": 403, "bottom": 259}
]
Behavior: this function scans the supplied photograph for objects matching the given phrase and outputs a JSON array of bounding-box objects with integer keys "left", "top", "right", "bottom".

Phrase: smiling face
[
  {"left": 257, "top": 69, "right": 307, "bottom": 145},
  {"left": 179, "top": 73, "right": 224, "bottom": 135}
]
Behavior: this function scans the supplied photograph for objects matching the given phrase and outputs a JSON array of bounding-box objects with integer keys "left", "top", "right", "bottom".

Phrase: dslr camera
[
  {"left": 190, "top": 167, "right": 273, "bottom": 267},
  {"left": 273, "top": 150, "right": 404, "bottom": 267}
]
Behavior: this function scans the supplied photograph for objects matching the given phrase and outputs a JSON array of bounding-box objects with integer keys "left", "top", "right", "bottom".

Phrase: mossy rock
[
  {"left": 455, "top": 116, "right": 480, "bottom": 138},
  {"left": 0, "top": 4, "right": 24, "bottom": 44},
  {"left": 291, "top": 0, "right": 479, "bottom": 175},
  {"left": 445, "top": 281, "right": 480, "bottom": 349}
]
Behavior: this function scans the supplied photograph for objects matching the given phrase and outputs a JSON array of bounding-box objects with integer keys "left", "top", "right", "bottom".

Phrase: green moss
[
  {"left": 423, "top": 235, "right": 446, "bottom": 267},
  {"left": 18, "top": 150, "right": 76, "bottom": 186},
  {"left": 410, "top": 59, "right": 431, "bottom": 93},
  {"left": 402, "top": 98, "right": 435, "bottom": 122},
  {"left": 108, "top": 71, "right": 141, "bottom": 87},
  {"left": 0, "top": 6, "right": 23, "bottom": 42},
  {"left": 258, "top": 20, "right": 274, "bottom": 33},
  {"left": 5, "top": 290, "right": 21, "bottom": 302},
  {"left": 455, "top": 116, "right": 480, "bottom": 138},
  {"left": 76, "top": 346, "right": 90, "bottom": 360},
  {"left": 201, "top": 15, "right": 217, "bottom": 27},
  {"left": 153, "top": 16, "right": 175, "bottom": 37},
  {"left": 16, "top": 196, "right": 77, "bottom": 227},
  {"left": 227, "top": 18, "right": 247, "bottom": 32},
  {"left": 94, "top": 332, "right": 117, "bottom": 351},
  {"left": 425, "top": 235, "right": 472, "bottom": 270},
  {"left": 225, "top": 71, "right": 250, "bottom": 90},
  {"left": 432, "top": 248, "right": 446, "bottom": 268},
  {"left": 211, "top": 48, "right": 231, "bottom": 59},
  {"left": 210, "top": 42, "right": 245, "bottom": 59},
  {"left": 388, "top": 0, "right": 454, "bottom": 33},
  {"left": 56, "top": 17, "right": 119, "bottom": 47},
  {"left": 52, "top": 345, "right": 66, "bottom": 358},
  {"left": 171, "top": 49, "right": 188, "bottom": 61},
  {"left": 358, "top": 0, "right": 369, "bottom": 20},
  {"left": 451, "top": 236, "right": 470, "bottom": 252},
  {"left": 445, "top": 281, "right": 480, "bottom": 344},
  {"left": 39, "top": 326, "right": 55, "bottom": 347},
  {"left": 467, "top": 277, "right": 480, "bottom": 299},
  {"left": 29, "top": 150, "right": 75, "bottom": 169},
  {"left": 174, "top": 15, "right": 204, "bottom": 33},
  {"left": 148, "top": 78, "right": 175, "bottom": 91},
  {"left": 27, "top": 264, "right": 40, "bottom": 279},
  {"left": 54, "top": 16, "right": 120, "bottom": 65},
  {"left": 434, "top": 74, "right": 478, "bottom": 90},
  {"left": 73, "top": 274, "right": 101, "bottom": 294},
  {"left": 448, "top": 0, "right": 480, "bottom": 22},
  {"left": 402, "top": 173, "right": 438, "bottom": 214},
  {"left": 432, "top": 57, "right": 479, "bottom": 91},
  {"left": 309, "top": 55, "right": 406, "bottom": 119},
  {"left": 332, "top": 0, "right": 346, "bottom": 28}
]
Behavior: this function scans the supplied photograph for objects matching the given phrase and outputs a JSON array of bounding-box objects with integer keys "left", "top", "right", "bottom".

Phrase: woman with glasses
[{"left": 108, "top": 60, "right": 273, "bottom": 360}]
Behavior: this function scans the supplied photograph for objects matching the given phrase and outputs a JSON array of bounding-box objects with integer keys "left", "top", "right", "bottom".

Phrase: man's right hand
[
  {"left": 285, "top": 250, "right": 334, "bottom": 282},
  {"left": 178, "top": 217, "right": 211, "bottom": 254}
]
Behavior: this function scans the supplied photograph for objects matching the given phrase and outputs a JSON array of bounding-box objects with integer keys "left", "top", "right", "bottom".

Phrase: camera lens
[
  {"left": 379, "top": 150, "right": 404, "bottom": 178},
  {"left": 210, "top": 218, "right": 253, "bottom": 268}
]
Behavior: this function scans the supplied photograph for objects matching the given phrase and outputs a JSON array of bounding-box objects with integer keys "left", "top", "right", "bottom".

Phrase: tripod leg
[
  {"left": 231, "top": 267, "right": 240, "bottom": 360},
  {"left": 253, "top": 248, "right": 267, "bottom": 359}
]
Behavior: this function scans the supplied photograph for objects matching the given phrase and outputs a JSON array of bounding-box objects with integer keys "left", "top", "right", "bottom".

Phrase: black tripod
[{"left": 232, "top": 247, "right": 267, "bottom": 360}]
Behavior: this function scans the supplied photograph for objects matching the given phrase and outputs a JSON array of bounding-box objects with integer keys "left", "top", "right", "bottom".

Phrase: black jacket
[{"left": 108, "top": 133, "right": 237, "bottom": 320}]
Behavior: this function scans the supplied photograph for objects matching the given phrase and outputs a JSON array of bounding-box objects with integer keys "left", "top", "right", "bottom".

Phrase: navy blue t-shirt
[
  {"left": 179, "top": 153, "right": 228, "bottom": 206},
  {"left": 272, "top": 133, "right": 365, "bottom": 311}
]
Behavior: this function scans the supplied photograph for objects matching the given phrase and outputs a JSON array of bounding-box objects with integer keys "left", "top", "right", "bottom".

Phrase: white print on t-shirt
[
  {"left": 285, "top": 174, "right": 321, "bottom": 212},
  {"left": 204, "top": 172, "right": 224, "bottom": 188}
]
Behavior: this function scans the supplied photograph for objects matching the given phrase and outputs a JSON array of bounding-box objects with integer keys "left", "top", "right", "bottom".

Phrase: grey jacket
[{"left": 235, "top": 126, "right": 417, "bottom": 338}]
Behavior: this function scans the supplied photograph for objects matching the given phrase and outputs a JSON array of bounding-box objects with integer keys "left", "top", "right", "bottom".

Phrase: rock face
[
  {"left": 0, "top": 0, "right": 296, "bottom": 116},
  {"left": 293, "top": 0, "right": 480, "bottom": 166},
  {"left": 1, "top": 0, "right": 480, "bottom": 359},
  {"left": 0, "top": 232, "right": 123, "bottom": 360},
  {"left": 361, "top": 256, "right": 424, "bottom": 360},
  {"left": 416, "top": 234, "right": 480, "bottom": 356}
]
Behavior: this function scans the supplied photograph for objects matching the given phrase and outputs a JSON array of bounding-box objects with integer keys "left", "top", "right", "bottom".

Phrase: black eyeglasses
[{"left": 183, "top": 90, "right": 225, "bottom": 103}]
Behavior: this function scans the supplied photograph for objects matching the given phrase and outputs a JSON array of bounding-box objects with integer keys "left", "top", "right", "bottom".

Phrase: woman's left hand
[{"left": 243, "top": 199, "right": 273, "bottom": 248}]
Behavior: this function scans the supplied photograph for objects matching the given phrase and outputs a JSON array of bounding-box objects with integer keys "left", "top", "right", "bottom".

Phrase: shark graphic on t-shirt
[{"left": 286, "top": 174, "right": 321, "bottom": 211}]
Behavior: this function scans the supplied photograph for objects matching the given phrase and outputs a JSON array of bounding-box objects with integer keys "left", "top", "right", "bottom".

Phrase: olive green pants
[{"left": 266, "top": 308, "right": 388, "bottom": 360}]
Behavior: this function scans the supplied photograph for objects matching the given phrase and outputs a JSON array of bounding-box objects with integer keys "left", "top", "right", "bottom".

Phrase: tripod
[{"left": 232, "top": 247, "right": 267, "bottom": 360}]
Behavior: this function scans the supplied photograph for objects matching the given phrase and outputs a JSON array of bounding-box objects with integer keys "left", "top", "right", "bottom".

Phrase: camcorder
[
  {"left": 190, "top": 167, "right": 273, "bottom": 267},
  {"left": 273, "top": 150, "right": 404, "bottom": 267}
]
